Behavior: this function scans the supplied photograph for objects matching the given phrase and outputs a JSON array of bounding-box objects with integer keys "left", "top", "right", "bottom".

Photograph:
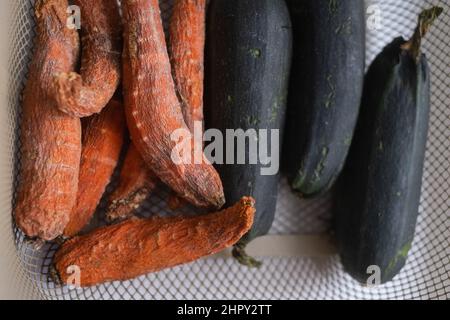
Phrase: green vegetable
[
  {"left": 335, "top": 7, "right": 442, "bottom": 284},
  {"left": 205, "top": 0, "right": 292, "bottom": 268},
  {"left": 284, "top": 0, "right": 366, "bottom": 197}
]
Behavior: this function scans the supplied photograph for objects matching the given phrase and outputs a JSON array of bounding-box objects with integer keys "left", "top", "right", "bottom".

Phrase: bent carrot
[
  {"left": 167, "top": 0, "right": 207, "bottom": 209},
  {"left": 54, "top": 197, "right": 255, "bottom": 287},
  {"left": 14, "top": 0, "right": 81, "bottom": 241},
  {"left": 169, "top": 0, "right": 206, "bottom": 132},
  {"left": 105, "top": 144, "right": 158, "bottom": 222},
  {"left": 53, "top": 0, "right": 122, "bottom": 117},
  {"left": 63, "top": 100, "right": 126, "bottom": 237},
  {"left": 122, "top": 0, "right": 224, "bottom": 209}
]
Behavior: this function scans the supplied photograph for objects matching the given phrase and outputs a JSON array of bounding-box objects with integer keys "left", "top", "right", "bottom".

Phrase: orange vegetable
[
  {"left": 64, "top": 100, "right": 126, "bottom": 237},
  {"left": 169, "top": 0, "right": 206, "bottom": 132},
  {"left": 54, "top": 197, "right": 255, "bottom": 287},
  {"left": 105, "top": 144, "right": 158, "bottom": 222},
  {"left": 167, "top": 0, "right": 207, "bottom": 209},
  {"left": 53, "top": 0, "right": 122, "bottom": 117},
  {"left": 122, "top": 0, "right": 224, "bottom": 209},
  {"left": 14, "top": 0, "right": 81, "bottom": 241}
]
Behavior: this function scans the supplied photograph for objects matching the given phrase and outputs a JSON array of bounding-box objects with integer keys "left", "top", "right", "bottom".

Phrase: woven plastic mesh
[{"left": 6, "top": 0, "right": 450, "bottom": 300}]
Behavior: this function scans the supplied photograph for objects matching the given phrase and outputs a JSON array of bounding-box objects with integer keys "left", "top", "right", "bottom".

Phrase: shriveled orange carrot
[
  {"left": 63, "top": 100, "right": 126, "bottom": 237},
  {"left": 105, "top": 144, "right": 158, "bottom": 222},
  {"left": 122, "top": 0, "right": 224, "bottom": 209},
  {"left": 53, "top": 0, "right": 122, "bottom": 117},
  {"left": 169, "top": 0, "right": 206, "bottom": 132},
  {"left": 167, "top": 0, "right": 207, "bottom": 210},
  {"left": 54, "top": 197, "right": 255, "bottom": 287},
  {"left": 14, "top": 0, "right": 81, "bottom": 241}
]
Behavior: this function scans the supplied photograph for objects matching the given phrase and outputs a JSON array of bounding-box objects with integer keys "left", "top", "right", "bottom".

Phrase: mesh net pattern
[{"left": 7, "top": 0, "right": 450, "bottom": 300}]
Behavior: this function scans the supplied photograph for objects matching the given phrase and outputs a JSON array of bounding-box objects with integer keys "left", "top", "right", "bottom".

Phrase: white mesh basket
[{"left": 0, "top": 0, "right": 448, "bottom": 300}]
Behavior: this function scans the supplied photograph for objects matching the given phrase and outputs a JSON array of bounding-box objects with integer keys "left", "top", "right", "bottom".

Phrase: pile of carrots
[{"left": 14, "top": 0, "right": 254, "bottom": 287}]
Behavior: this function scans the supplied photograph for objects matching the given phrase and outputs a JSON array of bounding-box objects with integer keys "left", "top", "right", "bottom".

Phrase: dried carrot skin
[
  {"left": 105, "top": 144, "right": 158, "bottom": 222},
  {"left": 14, "top": 0, "right": 82, "bottom": 241},
  {"left": 53, "top": 0, "right": 122, "bottom": 117},
  {"left": 122, "top": 0, "right": 225, "bottom": 209},
  {"left": 169, "top": 0, "right": 206, "bottom": 132},
  {"left": 54, "top": 197, "right": 255, "bottom": 287},
  {"left": 63, "top": 100, "right": 126, "bottom": 237}
]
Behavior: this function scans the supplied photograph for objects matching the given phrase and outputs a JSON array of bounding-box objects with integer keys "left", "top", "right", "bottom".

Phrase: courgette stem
[
  {"left": 401, "top": 6, "right": 443, "bottom": 61},
  {"left": 232, "top": 242, "right": 262, "bottom": 268}
]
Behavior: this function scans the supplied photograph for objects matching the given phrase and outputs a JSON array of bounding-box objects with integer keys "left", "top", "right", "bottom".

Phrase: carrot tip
[
  {"left": 215, "top": 196, "right": 226, "bottom": 209},
  {"left": 241, "top": 196, "right": 256, "bottom": 208}
]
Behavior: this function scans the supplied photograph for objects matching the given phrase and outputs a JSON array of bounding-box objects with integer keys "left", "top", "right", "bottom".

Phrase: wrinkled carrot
[
  {"left": 54, "top": 197, "right": 255, "bottom": 287},
  {"left": 105, "top": 144, "right": 158, "bottom": 222},
  {"left": 122, "top": 0, "right": 224, "bottom": 209},
  {"left": 52, "top": 0, "right": 122, "bottom": 117},
  {"left": 169, "top": 0, "right": 206, "bottom": 132},
  {"left": 63, "top": 100, "right": 126, "bottom": 237},
  {"left": 14, "top": 0, "right": 81, "bottom": 241},
  {"left": 167, "top": 0, "right": 207, "bottom": 210}
]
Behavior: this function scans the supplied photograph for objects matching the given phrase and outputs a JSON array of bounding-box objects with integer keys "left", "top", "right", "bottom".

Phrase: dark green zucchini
[
  {"left": 205, "top": 0, "right": 292, "bottom": 267},
  {"left": 335, "top": 7, "right": 442, "bottom": 284},
  {"left": 284, "top": 0, "right": 365, "bottom": 197}
]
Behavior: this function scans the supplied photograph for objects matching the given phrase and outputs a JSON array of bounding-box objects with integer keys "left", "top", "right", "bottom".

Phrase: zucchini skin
[
  {"left": 335, "top": 38, "right": 430, "bottom": 284},
  {"left": 205, "top": 0, "right": 292, "bottom": 251},
  {"left": 284, "top": 0, "right": 365, "bottom": 197}
]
